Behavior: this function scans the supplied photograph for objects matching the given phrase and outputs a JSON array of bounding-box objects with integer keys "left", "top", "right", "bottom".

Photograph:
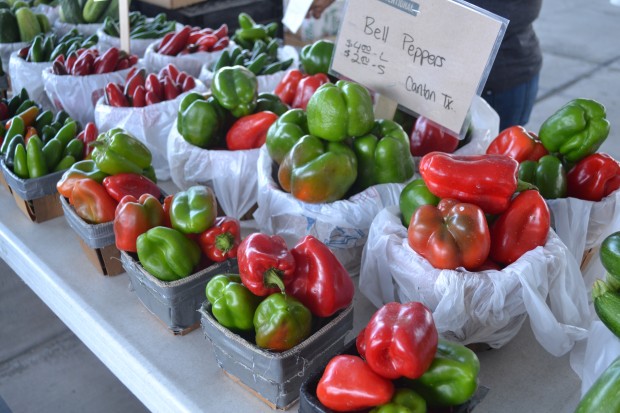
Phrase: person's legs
[{"left": 482, "top": 74, "right": 540, "bottom": 131}]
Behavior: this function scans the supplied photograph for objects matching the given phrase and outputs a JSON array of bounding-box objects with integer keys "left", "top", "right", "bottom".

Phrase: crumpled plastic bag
[
  {"left": 359, "top": 205, "right": 590, "bottom": 356},
  {"left": 31, "top": 4, "right": 60, "bottom": 26},
  {"left": 254, "top": 146, "right": 407, "bottom": 276},
  {"left": 8, "top": 51, "right": 53, "bottom": 111},
  {"left": 167, "top": 118, "right": 259, "bottom": 220},
  {"left": 143, "top": 40, "right": 229, "bottom": 78},
  {"left": 95, "top": 79, "right": 206, "bottom": 181},
  {"left": 0, "top": 41, "right": 28, "bottom": 73},
  {"left": 52, "top": 20, "right": 101, "bottom": 37},
  {"left": 43, "top": 66, "right": 132, "bottom": 126},
  {"left": 547, "top": 191, "right": 620, "bottom": 292},
  {"left": 198, "top": 45, "right": 299, "bottom": 94}
]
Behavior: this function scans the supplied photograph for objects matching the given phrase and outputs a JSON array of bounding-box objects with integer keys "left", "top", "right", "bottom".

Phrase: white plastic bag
[
  {"left": 547, "top": 191, "right": 620, "bottom": 291},
  {"left": 31, "top": 4, "right": 60, "bottom": 26},
  {"left": 143, "top": 40, "right": 228, "bottom": 78},
  {"left": 43, "top": 66, "right": 132, "bottom": 125},
  {"left": 52, "top": 20, "right": 101, "bottom": 37},
  {"left": 198, "top": 45, "right": 299, "bottom": 94},
  {"left": 254, "top": 146, "right": 408, "bottom": 276},
  {"left": 0, "top": 42, "right": 28, "bottom": 73},
  {"left": 95, "top": 79, "right": 206, "bottom": 181},
  {"left": 167, "top": 119, "right": 259, "bottom": 219},
  {"left": 8, "top": 52, "right": 53, "bottom": 111},
  {"left": 359, "top": 206, "right": 590, "bottom": 355}
]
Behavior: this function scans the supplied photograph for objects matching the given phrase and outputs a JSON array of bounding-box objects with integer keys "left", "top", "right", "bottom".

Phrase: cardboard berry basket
[
  {"left": 199, "top": 301, "right": 354, "bottom": 410},
  {"left": 0, "top": 158, "right": 64, "bottom": 223},
  {"left": 121, "top": 251, "right": 237, "bottom": 335},
  {"left": 359, "top": 206, "right": 590, "bottom": 356}
]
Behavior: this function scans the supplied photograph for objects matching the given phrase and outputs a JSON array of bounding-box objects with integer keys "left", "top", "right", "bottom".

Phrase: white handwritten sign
[{"left": 331, "top": 0, "right": 507, "bottom": 134}]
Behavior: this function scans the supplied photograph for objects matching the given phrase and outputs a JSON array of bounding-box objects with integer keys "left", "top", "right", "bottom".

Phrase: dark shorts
[{"left": 482, "top": 74, "right": 540, "bottom": 132}]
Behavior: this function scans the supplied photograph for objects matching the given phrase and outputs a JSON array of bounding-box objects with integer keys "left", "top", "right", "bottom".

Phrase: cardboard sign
[{"left": 331, "top": 0, "right": 506, "bottom": 134}]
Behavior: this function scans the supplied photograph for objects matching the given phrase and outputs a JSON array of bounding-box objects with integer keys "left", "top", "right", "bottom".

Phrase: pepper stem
[
  {"left": 516, "top": 179, "right": 538, "bottom": 193},
  {"left": 264, "top": 268, "right": 285, "bottom": 293},
  {"left": 592, "top": 279, "right": 610, "bottom": 299},
  {"left": 215, "top": 232, "right": 234, "bottom": 253}
]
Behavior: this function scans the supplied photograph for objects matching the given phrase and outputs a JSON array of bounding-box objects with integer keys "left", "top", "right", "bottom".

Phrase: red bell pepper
[
  {"left": 409, "top": 116, "right": 459, "bottom": 157},
  {"left": 486, "top": 125, "right": 548, "bottom": 163},
  {"left": 226, "top": 111, "right": 279, "bottom": 151},
  {"left": 419, "top": 152, "right": 524, "bottom": 214},
  {"left": 70, "top": 178, "right": 118, "bottom": 224},
  {"left": 408, "top": 198, "right": 491, "bottom": 270},
  {"left": 237, "top": 233, "right": 296, "bottom": 296},
  {"left": 291, "top": 73, "right": 330, "bottom": 111},
  {"left": 567, "top": 153, "right": 620, "bottom": 202},
  {"left": 286, "top": 235, "right": 354, "bottom": 318},
  {"left": 158, "top": 26, "right": 191, "bottom": 56},
  {"left": 114, "top": 194, "right": 165, "bottom": 252},
  {"left": 362, "top": 302, "right": 438, "bottom": 380},
  {"left": 162, "top": 194, "right": 173, "bottom": 228},
  {"left": 356, "top": 327, "right": 367, "bottom": 358},
  {"left": 102, "top": 173, "right": 161, "bottom": 203},
  {"left": 274, "top": 69, "right": 304, "bottom": 105},
  {"left": 198, "top": 216, "right": 241, "bottom": 262},
  {"left": 316, "top": 355, "right": 394, "bottom": 412},
  {"left": 489, "top": 189, "right": 550, "bottom": 265}
]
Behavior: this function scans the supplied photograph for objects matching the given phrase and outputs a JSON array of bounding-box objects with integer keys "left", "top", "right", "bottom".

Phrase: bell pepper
[
  {"left": 225, "top": 111, "right": 278, "bottom": 151},
  {"left": 90, "top": 130, "right": 153, "bottom": 176},
  {"left": 306, "top": 80, "right": 374, "bottom": 142},
  {"left": 26, "top": 136, "right": 48, "bottom": 178},
  {"left": 237, "top": 233, "right": 296, "bottom": 296},
  {"left": 362, "top": 302, "right": 438, "bottom": 380},
  {"left": 399, "top": 178, "right": 440, "bottom": 227},
  {"left": 369, "top": 389, "right": 427, "bottom": 413},
  {"left": 486, "top": 125, "right": 548, "bottom": 163},
  {"left": 69, "top": 178, "right": 118, "bottom": 224},
  {"left": 169, "top": 185, "right": 218, "bottom": 234},
  {"left": 300, "top": 39, "right": 335, "bottom": 75},
  {"left": 287, "top": 235, "right": 354, "bottom": 318},
  {"left": 409, "top": 116, "right": 460, "bottom": 157},
  {"left": 489, "top": 190, "right": 550, "bottom": 265},
  {"left": 575, "top": 355, "right": 620, "bottom": 413},
  {"left": 177, "top": 94, "right": 227, "bottom": 149},
  {"left": 403, "top": 339, "right": 480, "bottom": 407},
  {"left": 255, "top": 92, "right": 288, "bottom": 116},
  {"left": 253, "top": 292, "right": 312, "bottom": 351},
  {"left": 211, "top": 65, "right": 258, "bottom": 118},
  {"left": 274, "top": 69, "right": 304, "bottom": 105},
  {"left": 205, "top": 274, "right": 262, "bottom": 332},
  {"left": 136, "top": 226, "right": 201, "bottom": 281},
  {"left": 102, "top": 173, "right": 161, "bottom": 203},
  {"left": 352, "top": 119, "right": 415, "bottom": 192},
  {"left": 601, "top": 232, "right": 620, "bottom": 286},
  {"left": 57, "top": 160, "right": 109, "bottom": 198},
  {"left": 567, "top": 153, "right": 620, "bottom": 202},
  {"left": 114, "top": 194, "right": 165, "bottom": 252},
  {"left": 291, "top": 73, "right": 330, "bottom": 111},
  {"left": 317, "top": 355, "right": 395, "bottom": 412},
  {"left": 198, "top": 216, "right": 241, "bottom": 262},
  {"left": 265, "top": 108, "right": 309, "bottom": 165},
  {"left": 278, "top": 135, "right": 358, "bottom": 204},
  {"left": 419, "top": 152, "right": 525, "bottom": 215},
  {"left": 408, "top": 198, "right": 491, "bottom": 270},
  {"left": 538, "top": 98, "right": 610, "bottom": 163},
  {"left": 518, "top": 155, "right": 567, "bottom": 199}
]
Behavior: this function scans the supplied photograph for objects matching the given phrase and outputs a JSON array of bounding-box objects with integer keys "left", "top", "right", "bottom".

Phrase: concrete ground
[{"left": 1, "top": 0, "right": 619, "bottom": 412}]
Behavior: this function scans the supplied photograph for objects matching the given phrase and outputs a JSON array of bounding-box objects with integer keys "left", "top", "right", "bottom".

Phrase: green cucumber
[
  {"left": 593, "top": 279, "right": 620, "bottom": 339},
  {"left": 575, "top": 355, "right": 620, "bottom": 413},
  {"left": 16, "top": 7, "right": 42, "bottom": 42}
]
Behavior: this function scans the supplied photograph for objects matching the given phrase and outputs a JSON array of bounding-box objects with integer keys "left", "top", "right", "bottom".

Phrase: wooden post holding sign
[
  {"left": 331, "top": 0, "right": 508, "bottom": 136},
  {"left": 118, "top": 0, "right": 131, "bottom": 53}
]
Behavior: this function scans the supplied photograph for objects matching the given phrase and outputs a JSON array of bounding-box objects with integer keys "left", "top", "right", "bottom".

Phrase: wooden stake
[{"left": 119, "top": 0, "right": 131, "bottom": 53}]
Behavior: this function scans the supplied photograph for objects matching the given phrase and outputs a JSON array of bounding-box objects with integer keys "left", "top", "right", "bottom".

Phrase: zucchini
[
  {"left": 575, "top": 356, "right": 620, "bottom": 413},
  {"left": 59, "top": 0, "right": 84, "bottom": 24},
  {"left": 593, "top": 279, "right": 620, "bottom": 339}
]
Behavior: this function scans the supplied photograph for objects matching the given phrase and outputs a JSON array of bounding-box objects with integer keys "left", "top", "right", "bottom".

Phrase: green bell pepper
[
  {"left": 518, "top": 155, "right": 567, "bottom": 199},
  {"left": 601, "top": 232, "right": 620, "bottom": 289},
  {"left": 306, "top": 80, "right": 374, "bottom": 142},
  {"left": 352, "top": 119, "right": 414, "bottom": 192},
  {"left": 177, "top": 94, "right": 226, "bottom": 149},
  {"left": 300, "top": 39, "right": 334, "bottom": 75},
  {"left": 278, "top": 135, "right": 358, "bottom": 204},
  {"left": 575, "top": 356, "right": 620, "bottom": 413},
  {"left": 370, "top": 389, "right": 427, "bottom": 413},
  {"left": 255, "top": 92, "right": 288, "bottom": 116},
  {"left": 206, "top": 274, "right": 262, "bottom": 332},
  {"left": 26, "top": 135, "right": 48, "bottom": 178},
  {"left": 265, "top": 108, "right": 308, "bottom": 165},
  {"left": 90, "top": 130, "right": 153, "bottom": 176},
  {"left": 403, "top": 339, "right": 480, "bottom": 407},
  {"left": 253, "top": 292, "right": 312, "bottom": 351},
  {"left": 211, "top": 65, "right": 258, "bottom": 118},
  {"left": 538, "top": 98, "right": 610, "bottom": 163},
  {"left": 399, "top": 178, "right": 440, "bottom": 227},
  {"left": 136, "top": 226, "right": 201, "bottom": 282},
  {"left": 170, "top": 185, "right": 218, "bottom": 234}
]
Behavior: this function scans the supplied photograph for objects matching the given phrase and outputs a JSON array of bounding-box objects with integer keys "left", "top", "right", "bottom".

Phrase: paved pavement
[{"left": 1, "top": 0, "right": 619, "bottom": 412}]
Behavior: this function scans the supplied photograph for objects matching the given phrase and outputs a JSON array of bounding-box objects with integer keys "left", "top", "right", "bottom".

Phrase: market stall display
[
  {"left": 54, "top": 0, "right": 115, "bottom": 37},
  {"left": 0, "top": 3, "right": 51, "bottom": 71}
]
